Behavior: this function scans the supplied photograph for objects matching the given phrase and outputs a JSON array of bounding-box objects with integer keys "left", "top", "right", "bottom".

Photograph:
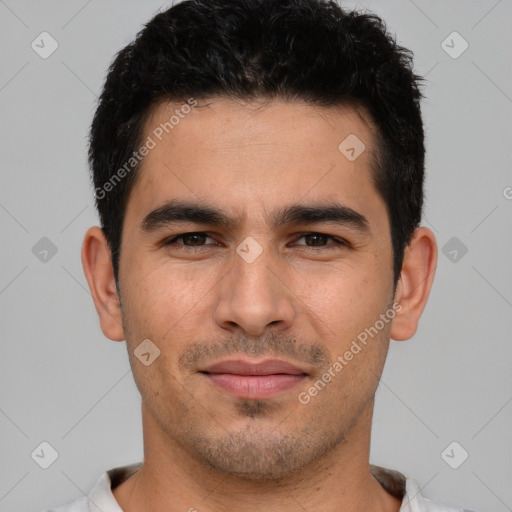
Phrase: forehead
[
  {"left": 126, "top": 97, "right": 385, "bottom": 228},
  {"left": 143, "top": 97, "right": 377, "bottom": 160}
]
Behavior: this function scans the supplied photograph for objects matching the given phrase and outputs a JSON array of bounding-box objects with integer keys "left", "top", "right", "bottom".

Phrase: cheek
[
  {"left": 292, "top": 257, "right": 391, "bottom": 341},
  {"left": 129, "top": 268, "right": 217, "bottom": 384},
  {"left": 125, "top": 255, "right": 208, "bottom": 310}
]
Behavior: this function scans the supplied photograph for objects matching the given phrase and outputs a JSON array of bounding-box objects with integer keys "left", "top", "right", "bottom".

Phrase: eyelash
[{"left": 163, "top": 232, "right": 349, "bottom": 253}]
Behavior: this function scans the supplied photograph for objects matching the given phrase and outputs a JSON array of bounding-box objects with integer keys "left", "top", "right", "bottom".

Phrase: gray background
[{"left": 0, "top": 1, "right": 511, "bottom": 511}]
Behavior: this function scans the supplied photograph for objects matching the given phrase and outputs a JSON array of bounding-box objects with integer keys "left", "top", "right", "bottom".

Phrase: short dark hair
[{"left": 89, "top": 0, "right": 425, "bottom": 288}]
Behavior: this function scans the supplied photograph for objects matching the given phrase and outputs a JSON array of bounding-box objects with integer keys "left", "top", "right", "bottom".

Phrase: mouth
[{"left": 199, "top": 359, "right": 308, "bottom": 399}]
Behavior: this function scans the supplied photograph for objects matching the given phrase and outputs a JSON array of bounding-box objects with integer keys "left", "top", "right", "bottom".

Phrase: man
[{"left": 46, "top": 0, "right": 476, "bottom": 510}]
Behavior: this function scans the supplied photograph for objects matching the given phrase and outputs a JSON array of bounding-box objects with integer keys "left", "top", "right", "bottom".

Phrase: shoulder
[
  {"left": 41, "top": 496, "right": 90, "bottom": 512},
  {"left": 370, "top": 464, "right": 478, "bottom": 512},
  {"left": 403, "top": 477, "right": 478, "bottom": 512},
  {"left": 40, "top": 463, "right": 142, "bottom": 512}
]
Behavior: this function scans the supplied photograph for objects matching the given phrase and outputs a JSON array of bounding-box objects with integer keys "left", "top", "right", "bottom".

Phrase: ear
[
  {"left": 390, "top": 227, "right": 437, "bottom": 341},
  {"left": 81, "top": 226, "right": 125, "bottom": 341}
]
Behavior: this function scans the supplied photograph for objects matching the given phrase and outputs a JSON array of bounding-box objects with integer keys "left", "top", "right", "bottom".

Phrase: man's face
[{"left": 118, "top": 98, "right": 396, "bottom": 479}]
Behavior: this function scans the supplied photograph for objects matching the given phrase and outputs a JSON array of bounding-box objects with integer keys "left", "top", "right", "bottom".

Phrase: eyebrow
[{"left": 141, "top": 199, "right": 370, "bottom": 234}]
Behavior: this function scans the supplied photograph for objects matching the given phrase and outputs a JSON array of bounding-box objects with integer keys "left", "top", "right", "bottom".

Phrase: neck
[{"left": 113, "top": 400, "right": 401, "bottom": 512}]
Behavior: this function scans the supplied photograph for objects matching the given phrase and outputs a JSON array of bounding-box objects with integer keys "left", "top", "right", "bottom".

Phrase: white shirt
[{"left": 44, "top": 463, "right": 476, "bottom": 512}]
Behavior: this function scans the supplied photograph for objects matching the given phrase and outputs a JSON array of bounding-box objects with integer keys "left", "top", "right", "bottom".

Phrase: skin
[{"left": 82, "top": 97, "right": 437, "bottom": 512}]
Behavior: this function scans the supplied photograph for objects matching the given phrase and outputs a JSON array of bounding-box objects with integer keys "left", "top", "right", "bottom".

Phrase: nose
[{"left": 213, "top": 244, "right": 296, "bottom": 337}]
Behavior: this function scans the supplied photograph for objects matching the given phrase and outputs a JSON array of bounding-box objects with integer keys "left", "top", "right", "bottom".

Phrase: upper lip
[{"left": 200, "top": 359, "right": 307, "bottom": 376}]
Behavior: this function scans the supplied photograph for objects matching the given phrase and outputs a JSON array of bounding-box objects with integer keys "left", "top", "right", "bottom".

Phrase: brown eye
[
  {"left": 179, "top": 233, "right": 208, "bottom": 246},
  {"left": 303, "top": 234, "right": 329, "bottom": 246},
  {"left": 293, "top": 232, "right": 348, "bottom": 250},
  {"left": 164, "top": 232, "right": 217, "bottom": 251}
]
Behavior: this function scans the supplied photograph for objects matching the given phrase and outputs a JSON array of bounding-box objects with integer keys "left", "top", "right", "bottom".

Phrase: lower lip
[{"left": 204, "top": 373, "right": 306, "bottom": 399}]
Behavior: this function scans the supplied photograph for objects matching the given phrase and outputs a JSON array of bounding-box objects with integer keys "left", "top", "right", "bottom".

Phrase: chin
[{"left": 187, "top": 423, "right": 341, "bottom": 481}]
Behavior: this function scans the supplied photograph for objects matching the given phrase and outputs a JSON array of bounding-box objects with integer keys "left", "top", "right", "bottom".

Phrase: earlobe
[
  {"left": 81, "top": 226, "right": 125, "bottom": 341},
  {"left": 390, "top": 227, "right": 438, "bottom": 341}
]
